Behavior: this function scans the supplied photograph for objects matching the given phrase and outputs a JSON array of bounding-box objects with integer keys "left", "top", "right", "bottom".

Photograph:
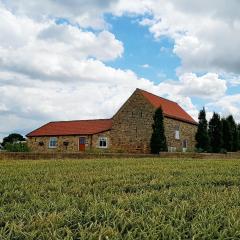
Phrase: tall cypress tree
[
  {"left": 227, "top": 115, "right": 239, "bottom": 152},
  {"left": 195, "top": 108, "right": 209, "bottom": 152},
  {"left": 233, "top": 128, "right": 239, "bottom": 152},
  {"left": 221, "top": 118, "right": 232, "bottom": 151},
  {"left": 150, "top": 107, "right": 168, "bottom": 154},
  {"left": 208, "top": 112, "right": 222, "bottom": 153},
  {"left": 238, "top": 124, "right": 240, "bottom": 151},
  {"left": 227, "top": 115, "right": 238, "bottom": 152}
]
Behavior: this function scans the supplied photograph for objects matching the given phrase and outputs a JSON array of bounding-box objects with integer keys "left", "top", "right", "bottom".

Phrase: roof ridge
[
  {"left": 49, "top": 118, "right": 112, "bottom": 123},
  {"left": 137, "top": 88, "right": 178, "bottom": 104},
  {"left": 137, "top": 88, "right": 197, "bottom": 124}
]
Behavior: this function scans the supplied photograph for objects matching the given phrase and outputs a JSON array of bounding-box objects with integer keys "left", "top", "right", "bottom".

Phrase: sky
[{"left": 0, "top": 0, "right": 240, "bottom": 140}]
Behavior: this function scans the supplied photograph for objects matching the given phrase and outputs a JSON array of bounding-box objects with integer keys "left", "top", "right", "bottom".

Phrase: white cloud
[
  {"left": 229, "top": 76, "right": 240, "bottom": 86},
  {"left": 178, "top": 73, "right": 227, "bottom": 99},
  {"left": 156, "top": 72, "right": 227, "bottom": 100},
  {"left": 207, "top": 94, "right": 240, "bottom": 122},
  {"left": 137, "top": 0, "right": 240, "bottom": 75},
  {"left": 0, "top": 6, "right": 123, "bottom": 84},
  {"left": 141, "top": 64, "right": 150, "bottom": 68},
  {"left": 1, "top": 0, "right": 117, "bottom": 29}
]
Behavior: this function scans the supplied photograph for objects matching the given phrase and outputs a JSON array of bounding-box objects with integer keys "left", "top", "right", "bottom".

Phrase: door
[{"left": 79, "top": 137, "right": 86, "bottom": 151}]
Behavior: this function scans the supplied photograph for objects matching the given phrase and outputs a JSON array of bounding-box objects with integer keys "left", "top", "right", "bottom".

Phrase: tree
[
  {"left": 208, "top": 113, "right": 222, "bottom": 153},
  {"left": 233, "top": 128, "right": 239, "bottom": 152},
  {"left": 221, "top": 118, "right": 232, "bottom": 152},
  {"left": 2, "top": 133, "right": 25, "bottom": 148},
  {"left": 150, "top": 107, "right": 168, "bottom": 154},
  {"left": 226, "top": 115, "right": 238, "bottom": 152},
  {"left": 238, "top": 124, "right": 240, "bottom": 151},
  {"left": 195, "top": 108, "right": 209, "bottom": 152}
]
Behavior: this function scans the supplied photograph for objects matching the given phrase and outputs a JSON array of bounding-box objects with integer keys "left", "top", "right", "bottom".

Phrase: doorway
[{"left": 79, "top": 137, "right": 86, "bottom": 151}]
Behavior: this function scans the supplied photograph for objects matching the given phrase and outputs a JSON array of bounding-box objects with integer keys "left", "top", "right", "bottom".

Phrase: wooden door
[{"left": 79, "top": 137, "right": 86, "bottom": 151}]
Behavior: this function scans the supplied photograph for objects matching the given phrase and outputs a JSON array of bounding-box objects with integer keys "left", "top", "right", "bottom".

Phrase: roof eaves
[
  {"left": 164, "top": 114, "right": 198, "bottom": 125},
  {"left": 26, "top": 122, "right": 51, "bottom": 137}
]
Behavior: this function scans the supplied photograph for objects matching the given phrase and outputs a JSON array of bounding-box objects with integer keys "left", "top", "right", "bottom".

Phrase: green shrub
[
  {"left": 5, "top": 142, "right": 29, "bottom": 152},
  {"left": 220, "top": 148, "right": 227, "bottom": 154}
]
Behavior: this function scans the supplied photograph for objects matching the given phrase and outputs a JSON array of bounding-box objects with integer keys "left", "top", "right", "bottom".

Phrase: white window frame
[
  {"left": 182, "top": 139, "right": 188, "bottom": 152},
  {"left": 175, "top": 125, "right": 180, "bottom": 140},
  {"left": 49, "top": 137, "right": 57, "bottom": 148},
  {"left": 98, "top": 137, "right": 108, "bottom": 149}
]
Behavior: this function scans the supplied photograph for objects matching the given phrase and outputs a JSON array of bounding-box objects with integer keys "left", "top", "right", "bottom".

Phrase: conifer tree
[
  {"left": 208, "top": 112, "right": 222, "bottom": 153},
  {"left": 227, "top": 115, "right": 239, "bottom": 152},
  {"left": 221, "top": 118, "right": 232, "bottom": 151},
  {"left": 150, "top": 107, "right": 168, "bottom": 154},
  {"left": 195, "top": 108, "right": 209, "bottom": 152},
  {"left": 238, "top": 124, "right": 240, "bottom": 151},
  {"left": 233, "top": 128, "right": 239, "bottom": 152}
]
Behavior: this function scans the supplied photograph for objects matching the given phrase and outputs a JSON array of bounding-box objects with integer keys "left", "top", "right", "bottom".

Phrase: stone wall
[
  {"left": 27, "top": 131, "right": 111, "bottom": 152},
  {"left": 164, "top": 117, "right": 197, "bottom": 151},
  {"left": 111, "top": 89, "right": 197, "bottom": 153},
  {"left": 91, "top": 131, "right": 111, "bottom": 150},
  {"left": 111, "top": 90, "right": 155, "bottom": 153}
]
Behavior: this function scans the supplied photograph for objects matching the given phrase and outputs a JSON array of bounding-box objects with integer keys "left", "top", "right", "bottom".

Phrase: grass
[{"left": 1, "top": 158, "right": 240, "bottom": 239}]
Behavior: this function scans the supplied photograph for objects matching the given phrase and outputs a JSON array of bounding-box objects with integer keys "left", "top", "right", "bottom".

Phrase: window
[
  {"left": 175, "top": 125, "right": 180, "bottom": 140},
  {"left": 99, "top": 137, "right": 108, "bottom": 148},
  {"left": 182, "top": 139, "right": 188, "bottom": 152},
  {"left": 49, "top": 137, "right": 57, "bottom": 148},
  {"left": 182, "top": 139, "right": 188, "bottom": 149}
]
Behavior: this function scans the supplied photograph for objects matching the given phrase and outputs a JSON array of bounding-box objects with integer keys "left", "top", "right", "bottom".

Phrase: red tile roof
[
  {"left": 139, "top": 89, "right": 197, "bottom": 125},
  {"left": 27, "top": 89, "right": 197, "bottom": 137},
  {"left": 27, "top": 119, "right": 112, "bottom": 137}
]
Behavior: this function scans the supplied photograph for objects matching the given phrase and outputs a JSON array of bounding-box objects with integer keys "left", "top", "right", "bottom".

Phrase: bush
[
  {"left": 220, "top": 148, "right": 227, "bottom": 154},
  {"left": 5, "top": 142, "right": 29, "bottom": 152},
  {"left": 195, "top": 148, "right": 204, "bottom": 153}
]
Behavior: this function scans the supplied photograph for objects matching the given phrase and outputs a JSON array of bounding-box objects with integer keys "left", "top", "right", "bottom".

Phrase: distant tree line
[{"left": 195, "top": 108, "right": 240, "bottom": 153}]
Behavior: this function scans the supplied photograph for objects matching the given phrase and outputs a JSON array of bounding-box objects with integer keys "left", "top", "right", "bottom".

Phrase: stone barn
[{"left": 27, "top": 88, "right": 197, "bottom": 153}]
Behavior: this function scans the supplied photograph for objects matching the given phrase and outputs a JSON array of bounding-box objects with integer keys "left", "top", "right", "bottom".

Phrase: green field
[{"left": 1, "top": 158, "right": 240, "bottom": 239}]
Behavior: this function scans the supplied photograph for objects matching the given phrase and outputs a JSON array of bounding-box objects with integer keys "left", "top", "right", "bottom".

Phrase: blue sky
[
  {"left": 106, "top": 15, "right": 180, "bottom": 82},
  {"left": 0, "top": 0, "right": 239, "bottom": 139},
  {"left": 105, "top": 14, "right": 236, "bottom": 112}
]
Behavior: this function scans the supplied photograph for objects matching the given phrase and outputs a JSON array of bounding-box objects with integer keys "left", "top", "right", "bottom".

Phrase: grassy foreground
[{"left": 1, "top": 158, "right": 240, "bottom": 239}]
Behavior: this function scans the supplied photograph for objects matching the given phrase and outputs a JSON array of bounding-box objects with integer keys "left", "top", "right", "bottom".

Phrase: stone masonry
[
  {"left": 27, "top": 130, "right": 111, "bottom": 153},
  {"left": 110, "top": 89, "right": 197, "bottom": 153}
]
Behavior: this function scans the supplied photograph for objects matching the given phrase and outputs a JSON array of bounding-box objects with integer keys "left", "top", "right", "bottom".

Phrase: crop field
[{"left": 1, "top": 158, "right": 240, "bottom": 239}]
